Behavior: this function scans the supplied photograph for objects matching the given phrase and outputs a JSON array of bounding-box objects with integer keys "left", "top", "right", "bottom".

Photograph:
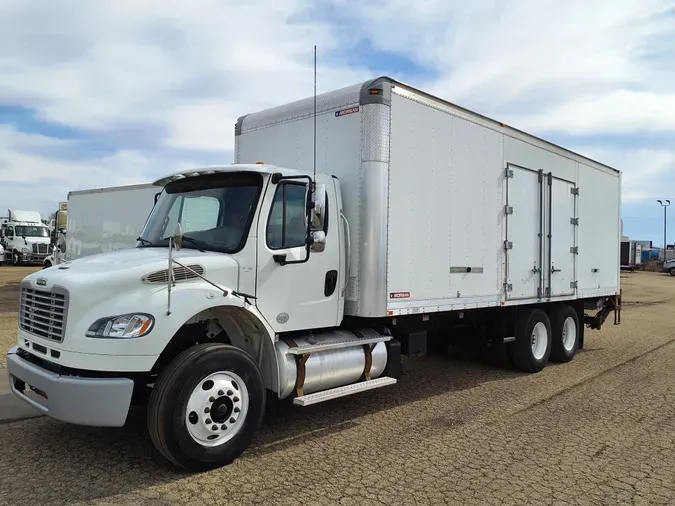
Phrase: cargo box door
[
  {"left": 505, "top": 166, "right": 544, "bottom": 300},
  {"left": 548, "top": 176, "right": 577, "bottom": 297}
]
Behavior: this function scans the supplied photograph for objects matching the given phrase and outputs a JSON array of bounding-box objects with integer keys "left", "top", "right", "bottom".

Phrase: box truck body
[
  {"left": 8, "top": 77, "right": 622, "bottom": 472},
  {"left": 63, "top": 183, "right": 159, "bottom": 262},
  {"left": 235, "top": 78, "right": 621, "bottom": 315}
]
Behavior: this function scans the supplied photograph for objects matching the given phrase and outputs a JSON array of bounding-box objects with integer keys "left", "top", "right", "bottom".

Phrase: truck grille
[
  {"left": 19, "top": 287, "right": 69, "bottom": 342},
  {"left": 31, "top": 243, "right": 49, "bottom": 254}
]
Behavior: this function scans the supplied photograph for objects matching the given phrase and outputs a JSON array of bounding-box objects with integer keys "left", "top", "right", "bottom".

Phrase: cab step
[
  {"left": 286, "top": 335, "right": 391, "bottom": 355},
  {"left": 292, "top": 376, "right": 397, "bottom": 406}
]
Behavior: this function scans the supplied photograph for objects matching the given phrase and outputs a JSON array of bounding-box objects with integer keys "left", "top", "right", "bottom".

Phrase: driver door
[{"left": 256, "top": 180, "right": 341, "bottom": 333}]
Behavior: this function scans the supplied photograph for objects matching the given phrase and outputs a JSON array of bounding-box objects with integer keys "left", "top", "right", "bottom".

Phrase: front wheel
[
  {"left": 12, "top": 251, "right": 21, "bottom": 266},
  {"left": 147, "top": 343, "right": 266, "bottom": 472},
  {"left": 43, "top": 260, "right": 52, "bottom": 269},
  {"left": 669, "top": 268, "right": 675, "bottom": 276}
]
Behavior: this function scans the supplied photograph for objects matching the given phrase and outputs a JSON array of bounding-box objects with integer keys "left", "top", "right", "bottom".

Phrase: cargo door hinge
[
  {"left": 570, "top": 281, "right": 578, "bottom": 289},
  {"left": 570, "top": 217, "right": 579, "bottom": 226},
  {"left": 545, "top": 287, "right": 551, "bottom": 297},
  {"left": 536, "top": 287, "right": 542, "bottom": 298},
  {"left": 571, "top": 187, "right": 579, "bottom": 196},
  {"left": 504, "top": 240, "right": 513, "bottom": 250},
  {"left": 505, "top": 168, "right": 514, "bottom": 178},
  {"left": 570, "top": 246, "right": 579, "bottom": 254},
  {"left": 504, "top": 282, "right": 513, "bottom": 292},
  {"left": 504, "top": 205, "right": 514, "bottom": 215}
]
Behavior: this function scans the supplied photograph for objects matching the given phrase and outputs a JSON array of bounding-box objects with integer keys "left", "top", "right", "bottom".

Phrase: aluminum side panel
[
  {"left": 387, "top": 91, "right": 504, "bottom": 310},
  {"left": 66, "top": 185, "right": 158, "bottom": 262},
  {"left": 577, "top": 164, "right": 621, "bottom": 295}
]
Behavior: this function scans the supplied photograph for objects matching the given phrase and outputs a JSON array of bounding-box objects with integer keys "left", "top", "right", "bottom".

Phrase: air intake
[{"left": 142, "top": 264, "right": 205, "bottom": 284}]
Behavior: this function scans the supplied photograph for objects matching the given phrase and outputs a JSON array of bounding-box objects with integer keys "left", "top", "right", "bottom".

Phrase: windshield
[
  {"left": 139, "top": 172, "right": 263, "bottom": 253},
  {"left": 14, "top": 226, "right": 49, "bottom": 238}
]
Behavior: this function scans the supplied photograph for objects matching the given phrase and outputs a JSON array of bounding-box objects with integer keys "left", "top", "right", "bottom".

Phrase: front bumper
[{"left": 6, "top": 346, "right": 134, "bottom": 427}]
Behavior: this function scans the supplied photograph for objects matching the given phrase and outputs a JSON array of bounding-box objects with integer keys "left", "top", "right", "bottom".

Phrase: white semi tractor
[
  {"left": 7, "top": 77, "right": 622, "bottom": 471},
  {"left": 1, "top": 210, "right": 51, "bottom": 266}
]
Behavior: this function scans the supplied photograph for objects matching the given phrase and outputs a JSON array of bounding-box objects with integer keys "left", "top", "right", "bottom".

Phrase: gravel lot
[{"left": 0, "top": 267, "right": 673, "bottom": 505}]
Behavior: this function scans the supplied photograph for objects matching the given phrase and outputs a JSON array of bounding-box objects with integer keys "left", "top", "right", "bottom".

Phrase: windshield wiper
[
  {"left": 181, "top": 235, "right": 206, "bottom": 252},
  {"left": 136, "top": 236, "right": 153, "bottom": 247}
]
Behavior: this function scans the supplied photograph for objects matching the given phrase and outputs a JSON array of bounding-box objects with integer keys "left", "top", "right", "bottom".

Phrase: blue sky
[{"left": 1, "top": 0, "right": 674, "bottom": 245}]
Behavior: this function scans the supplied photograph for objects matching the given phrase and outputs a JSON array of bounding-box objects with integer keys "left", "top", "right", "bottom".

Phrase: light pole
[{"left": 657, "top": 199, "right": 671, "bottom": 260}]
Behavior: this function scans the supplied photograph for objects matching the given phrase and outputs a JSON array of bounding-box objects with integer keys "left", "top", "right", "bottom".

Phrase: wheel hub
[{"left": 185, "top": 371, "right": 249, "bottom": 447}]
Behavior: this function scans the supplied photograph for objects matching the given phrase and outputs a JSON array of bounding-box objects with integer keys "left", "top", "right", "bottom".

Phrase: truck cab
[
  {"left": 2, "top": 211, "right": 51, "bottom": 266},
  {"left": 7, "top": 163, "right": 380, "bottom": 472}
]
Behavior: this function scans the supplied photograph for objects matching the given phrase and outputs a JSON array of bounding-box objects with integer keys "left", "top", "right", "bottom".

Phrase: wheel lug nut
[
  {"left": 212, "top": 425, "right": 218, "bottom": 431},
  {"left": 204, "top": 407, "right": 210, "bottom": 413},
  {"left": 221, "top": 424, "right": 227, "bottom": 430},
  {"left": 233, "top": 397, "right": 240, "bottom": 402},
  {"left": 227, "top": 390, "right": 233, "bottom": 396},
  {"left": 229, "top": 417, "right": 236, "bottom": 424},
  {"left": 205, "top": 418, "right": 212, "bottom": 424},
  {"left": 218, "top": 390, "right": 224, "bottom": 396},
  {"left": 234, "top": 407, "right": 240, "bottom": 413},
  {"left": 209, "top": 396, "right": 215, "bottom": 402}
]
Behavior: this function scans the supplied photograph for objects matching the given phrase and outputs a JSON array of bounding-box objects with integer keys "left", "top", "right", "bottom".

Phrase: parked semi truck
[
  {"left": 7, "top": 77, "right": 622, "bottom": 471},
  {"left": 43, "top": 184, "right": 159, "bottom": 268},
  {"left": 0, "top": 210, "right": 51, "bottom": 265}
]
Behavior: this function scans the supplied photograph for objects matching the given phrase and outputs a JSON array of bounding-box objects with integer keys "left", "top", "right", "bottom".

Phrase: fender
[{"left": 150, "top": 286, "right": 280, "bottom": 394}]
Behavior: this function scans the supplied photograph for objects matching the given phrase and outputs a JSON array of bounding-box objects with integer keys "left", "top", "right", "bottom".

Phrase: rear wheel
[
  {"left": 550, "top": 305, "right": 579, "bottom": 363},
  {"left": 510, "top": 308, "right": 551, "bottom": 373},
  {"left": 147, "top": 343, "right": 266, "bottom": 472}
]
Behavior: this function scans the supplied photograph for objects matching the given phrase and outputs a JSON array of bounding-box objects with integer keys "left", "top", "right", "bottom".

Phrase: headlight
[
  {"left": 86, "top": 313, "right": 154, "bottom": 338},
  {"left": 22, "top": 247, "right": 30, "bottom": 253}
]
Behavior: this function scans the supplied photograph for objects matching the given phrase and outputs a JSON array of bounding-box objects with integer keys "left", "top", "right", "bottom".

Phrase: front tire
[
  {"left": 669, "top": 268, "right": 675, "bottom": 276},
  {"left": 12, "top": 250, "right": 20, "bottom": 266},
  {"left": 510, "top": 308, "right": 552, "bottom": 373},
  {"left": 43, "top": 260, "right": 52, "bottom": 269},
  {"left": 549, "top": 305, "right": 579, "bottom": 363},
  {"left": 147, "top": 343, "right": 266, "bottom": 472}
]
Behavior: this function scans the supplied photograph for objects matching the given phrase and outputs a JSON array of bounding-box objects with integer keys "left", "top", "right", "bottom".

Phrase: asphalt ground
[{"left": 0, "top": 266, "right": 673, "bottom": 505}]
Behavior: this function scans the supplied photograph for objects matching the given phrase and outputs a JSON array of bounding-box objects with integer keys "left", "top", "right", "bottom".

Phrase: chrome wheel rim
[{"left": 185, "top": 371, "right": 249, "bottom": 447}]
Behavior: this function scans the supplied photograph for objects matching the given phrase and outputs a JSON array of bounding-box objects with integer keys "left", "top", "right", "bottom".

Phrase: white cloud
[{"left": 0, "top": 0, "right": 674, "bottom": 222}]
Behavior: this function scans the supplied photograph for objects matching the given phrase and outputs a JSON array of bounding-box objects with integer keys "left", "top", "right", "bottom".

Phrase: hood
[{"left": 25, "top": 247, "right": 240, "bottom": 291}]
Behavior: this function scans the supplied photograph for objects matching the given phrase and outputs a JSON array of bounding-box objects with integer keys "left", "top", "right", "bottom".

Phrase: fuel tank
[{"left": 275, "top": 328, "right": 388, "bottom": 400}]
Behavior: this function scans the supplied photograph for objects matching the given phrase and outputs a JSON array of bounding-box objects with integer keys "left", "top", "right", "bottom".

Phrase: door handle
[{"left": 551, "top": 266, "right": 561, "bottom": 273}]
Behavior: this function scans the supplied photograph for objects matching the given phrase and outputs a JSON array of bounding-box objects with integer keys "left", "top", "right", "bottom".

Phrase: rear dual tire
[
  {"left": 509, "top": 305, "right": 580, "bottom": 373},
  {"left": 147, "top": 343, "right": 266, "bottom": 472}
]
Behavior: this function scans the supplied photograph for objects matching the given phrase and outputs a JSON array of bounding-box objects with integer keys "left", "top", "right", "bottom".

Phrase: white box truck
[
  {"left": 7, "top": 77, "right": 622, "bottom": 472},
  {"left": 43, "top": 183, "right": 160, "bottom": 268}
]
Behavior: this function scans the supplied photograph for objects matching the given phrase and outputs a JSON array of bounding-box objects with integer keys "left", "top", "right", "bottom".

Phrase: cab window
[{"left": 267, "top": 183, "right": 308, "bottom": 249}]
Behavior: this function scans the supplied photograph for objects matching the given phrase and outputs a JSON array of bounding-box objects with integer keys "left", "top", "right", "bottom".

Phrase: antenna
[{"left": 313, "top": 44, "right": 317, "bottom": 183}]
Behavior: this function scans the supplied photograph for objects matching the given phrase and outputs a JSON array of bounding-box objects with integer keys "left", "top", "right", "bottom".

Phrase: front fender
[{"left": 58, "top": 281, "right": 247, "bottom": 361}]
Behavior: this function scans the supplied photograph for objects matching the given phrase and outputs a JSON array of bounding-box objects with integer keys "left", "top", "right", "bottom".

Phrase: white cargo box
[
  {"left": 66, "top": 183, "right": 159, "bottom": 261},
  {"left": 235, "top": 77, "right": 621, "bottom": 318}
]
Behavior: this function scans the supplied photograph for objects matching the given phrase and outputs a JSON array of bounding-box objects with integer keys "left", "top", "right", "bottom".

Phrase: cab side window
[{"left": 267, "top": 183, "right": 308, "bottom": 249}]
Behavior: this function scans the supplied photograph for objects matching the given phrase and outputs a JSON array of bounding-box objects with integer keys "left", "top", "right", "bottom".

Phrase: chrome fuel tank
[{"left": 275, "top": 328, "right": 388, "bottom": 400}]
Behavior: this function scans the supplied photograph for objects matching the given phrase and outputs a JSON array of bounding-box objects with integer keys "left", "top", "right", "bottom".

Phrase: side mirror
[{"left": 307, "top": 183, "right": 327, "bottom": 253}]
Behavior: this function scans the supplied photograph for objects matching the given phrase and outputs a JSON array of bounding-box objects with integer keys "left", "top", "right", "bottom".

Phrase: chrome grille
[
  {"left": 143, "top": 265, "right": 204, "bottom": 284},
  {"left": 31, "top": 243, "right": 49, "bottom": 254},
  {"left": 19, "top": 287, "right": 68, "bottom": 342}
]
